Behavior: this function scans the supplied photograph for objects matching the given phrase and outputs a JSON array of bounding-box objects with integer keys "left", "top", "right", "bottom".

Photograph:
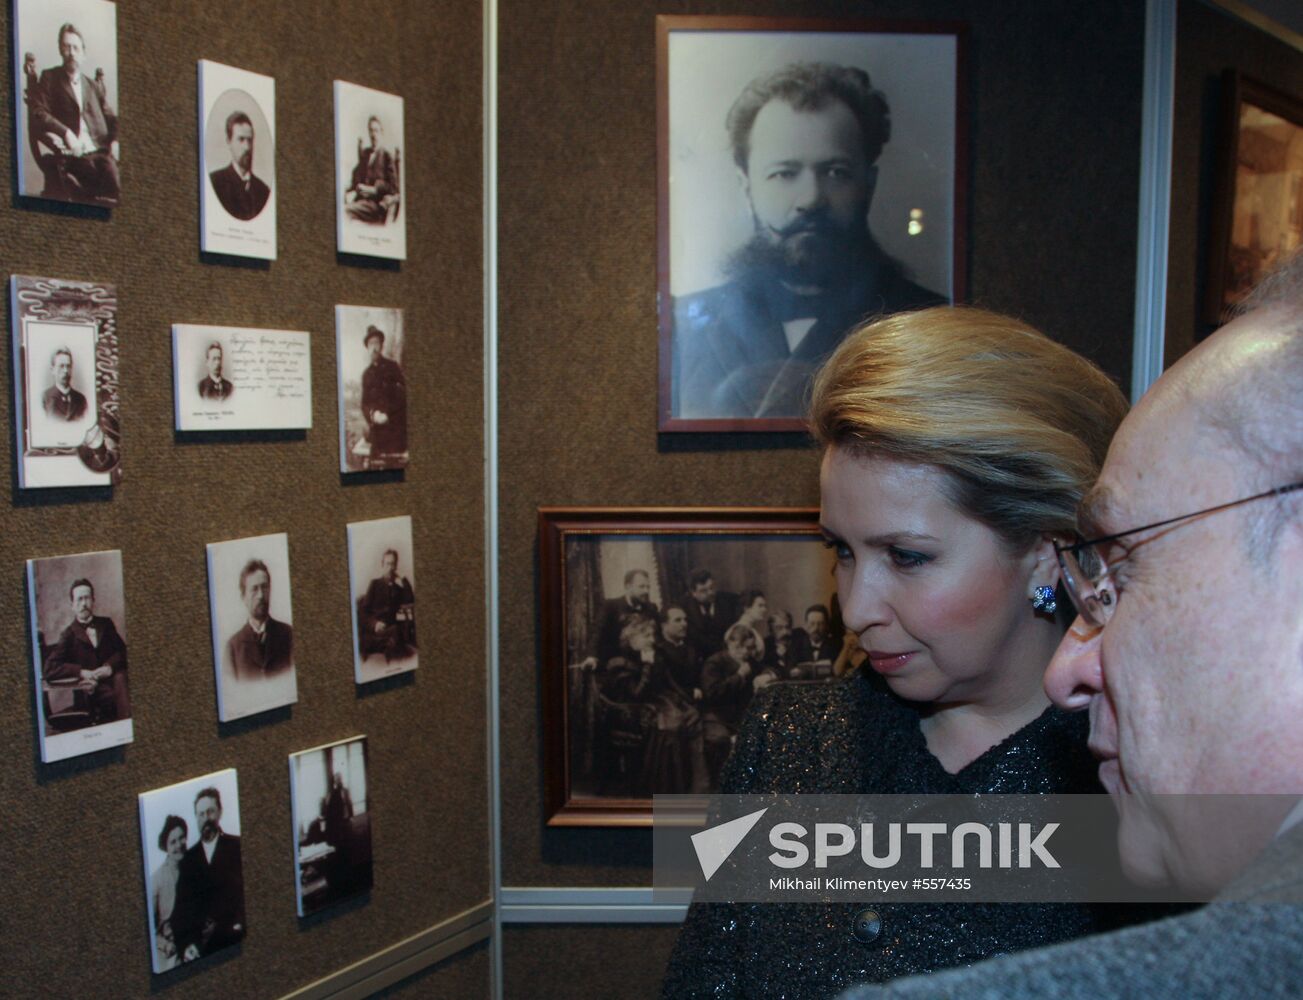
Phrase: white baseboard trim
[
  {"left": 499, "top": 887, "right": 691, "bottom": 924},
  {"left": 280, "top": 900, "right": 494, "bottom": 999}
]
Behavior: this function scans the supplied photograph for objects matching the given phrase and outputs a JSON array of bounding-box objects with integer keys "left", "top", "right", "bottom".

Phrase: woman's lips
[{"left": 867, "top": 651, "right": 915, "bottom": 674}]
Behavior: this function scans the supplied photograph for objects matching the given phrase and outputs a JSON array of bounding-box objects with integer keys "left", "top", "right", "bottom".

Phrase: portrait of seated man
[
  {"left": 43, "top": 576, "right": 129, "bottom": 725},
  {"left": 673, "top": 62, "right": 945, "bottom": 419},
  {"left": 209, "top": 110, "right": 270, "bottom": 221},
  {"left": 42, "top": 346, "right": 89, "bottom": 422},
  {"left": 225, "top": 558, "right": 293, "bottom": 681},
  {"left": 344, "top": 115, "right": 400, "bottom": 224},
  {"left": 24, "top": 21, "right": 119, "bottom": 205},
  {"left": 357, "top": 548, "right": 416, "bottom": 663},
  {"left": 197, "top": 340, "right": 234, "bottom": 402}
]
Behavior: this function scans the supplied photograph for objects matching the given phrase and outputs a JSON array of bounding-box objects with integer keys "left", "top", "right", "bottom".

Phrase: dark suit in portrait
[
  {"left": 699, "top": 649, "right": 755, "bottom": 784},
  {"left": 198, "top": 376, "right": 234, "bottom": 402},
  {"left": 345, "top": 144, "right": 398, "bottom": 224},
  {"left": 27, "top": 67, "right": 120, "bottom": 203},
  {"left": 225, "top": 618, "right": 293, "bottom": 681},
  {"left": 592, "top": 596, "right": 658, "bottom": 668},
  {"left": 44, "top": 614, "right": 129, "bottom": 723},
  {"left": 674, "top": 266, "right": 943, "bottom": 420},
  {"left": 358, "top": 574, "right": 416, "bottom": 661},
  {"left": 172, "top": 834, "right": 245, "bottom": 958},
  {"left": 360, "top": 355, "right": 407, "bottom": 457},
  {"left": 791, "top": 629, "right": 837, "bottom": 675},
  {"left": 42, "top": 385, "right": 89, "bottom": 422},
  {"left": 209, "top": 163, "right": 270, "bottom": 221},
  {"left": 682, "top": 591, "right": 740, "bottom": 659}
]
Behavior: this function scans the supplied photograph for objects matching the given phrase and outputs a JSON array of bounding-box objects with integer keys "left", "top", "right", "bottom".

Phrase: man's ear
[{"left": 736, "top": 166, "right": 751, "bottom": 203}]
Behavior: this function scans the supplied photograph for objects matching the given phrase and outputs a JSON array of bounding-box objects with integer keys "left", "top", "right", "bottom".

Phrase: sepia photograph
[
  {"left": 657, "top": 17, "right": 965, "bottom": 430},
  {"left": 289, "top": 736, "right": 373, "bottom": 917},
  {"left": 336, "top": 305, "right": 407, "bottom": 472},
  {"left": 199, "top": 60, "right": 276, "bottom": 259},
  {"left": 206, "top": 532, "right": 297, "bottom": 722},
  {"left": 11, "top": 274, "right": 120, "bottom": 488},
  {"left": 1205, "top": 71, "right": 1303, "bottom": 322},
  {"left": 334, "top": 81, "right": 406, "bottom": 259},
  {"left": 347, "top": 515, "right": 417, "bottom": 682},
  {"left": 138, "top": 768, "right": 244, "bottom": 974},
  {"left": 172, "top": 323, "right": 312, "bottom": 431},
  {"left": 14, "top": 0, "right": 120, "bottom": 206},
  {"left": 539, "top": 507, "right": 838, "bottom": 825},
  {"left": 26, "top": 548, "right": 131, "bottom": 763}
]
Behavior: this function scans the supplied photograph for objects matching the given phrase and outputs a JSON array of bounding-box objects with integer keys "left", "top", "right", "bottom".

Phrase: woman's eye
[
  {"left": 822, "top": 538, "right": 852, "bottom": 562},
  {"left": 888, "top": 547, "right": 931, "bottom": 568}
]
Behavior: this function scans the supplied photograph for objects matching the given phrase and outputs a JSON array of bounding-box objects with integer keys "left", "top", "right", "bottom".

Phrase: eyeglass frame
[{"left": 1054, "top": 480, "right": 1303, "bottom": 627}]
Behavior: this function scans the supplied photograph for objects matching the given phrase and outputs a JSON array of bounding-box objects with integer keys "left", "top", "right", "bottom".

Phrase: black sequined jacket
[{"left": 661, "top": 670, "right": 1116, "bottom": 999}]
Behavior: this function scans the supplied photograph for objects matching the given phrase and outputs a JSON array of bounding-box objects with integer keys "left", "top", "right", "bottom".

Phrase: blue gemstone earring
[{"left": 1031, "top": 585, "right": 1057, "bottom": 615}]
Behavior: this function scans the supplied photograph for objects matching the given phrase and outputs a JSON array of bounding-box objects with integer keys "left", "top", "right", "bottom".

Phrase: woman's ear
[{"left": 1027, "top": 534, "right": 1063, "bottom": 594}]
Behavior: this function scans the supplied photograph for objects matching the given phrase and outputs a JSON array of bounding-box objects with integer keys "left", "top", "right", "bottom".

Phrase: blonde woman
[{"left": 664, "top": 307, "right": 1136, "bottom": 997}]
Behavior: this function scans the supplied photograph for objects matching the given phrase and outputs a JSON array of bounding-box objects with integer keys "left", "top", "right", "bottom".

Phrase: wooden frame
[
  {"left": 657, "top": 15, "right": 968, "bottom": 433},
  {"left": 1204, "top": 70, "right": 1303, "bottom": 324},
  {"left": 539, "top": 505, "right": 833, "bottom": 827}
]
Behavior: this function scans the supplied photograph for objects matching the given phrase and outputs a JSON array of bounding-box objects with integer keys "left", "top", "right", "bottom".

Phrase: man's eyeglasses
[{"left": 1055, "top": 481, "right": 1303, "bottom": 627}]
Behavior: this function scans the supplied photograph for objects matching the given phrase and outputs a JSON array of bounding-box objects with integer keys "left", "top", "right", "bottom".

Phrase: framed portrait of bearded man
[{"left": 657, "top": 17, "right": 967, "bottom": 432}]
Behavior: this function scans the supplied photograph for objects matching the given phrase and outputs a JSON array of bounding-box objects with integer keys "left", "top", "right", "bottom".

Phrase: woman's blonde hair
[{"left": 809, "top": 306, "right": 1128, "bottom": 548}]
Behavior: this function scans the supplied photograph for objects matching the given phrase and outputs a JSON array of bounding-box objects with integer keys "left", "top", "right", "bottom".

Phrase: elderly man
[
  {"left": 700, "top": 623, "right": 776, "bottom": 787},
  {"left": 44, "top": 577, "right": 129, "bottom": 724},
  {"left": 27, "top": 22, "right": 119, "bottom": 204},
  {"left": 673, "top": 62, "right": 944, "bottom": 419},
  {"left": 42, "top": 347, "right": 89, "bottom": 422},
  {"left": 839, "top": 259, "right": 1303, "bottom": 996},
  {"left": 345, "top": 115, "right": 399, "bottom": 224},
  {"left": 209, "top": 110, "right": 270, "bottom": 221},
  {"left": 225, "top": 559, "right": 293, "bottom": 681},
  {"left": 172, "top": 786, "right": 245, "bottom": 961}
]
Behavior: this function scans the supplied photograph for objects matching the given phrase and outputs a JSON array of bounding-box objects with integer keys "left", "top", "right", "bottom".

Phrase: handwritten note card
[{"left": 173, "top": 324, "right": 312, "bottom": 431}]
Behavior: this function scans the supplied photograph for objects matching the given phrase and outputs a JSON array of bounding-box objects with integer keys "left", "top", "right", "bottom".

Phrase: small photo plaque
[
  {"left": 26, "top": 548, "right": 132, "bottom": 762},
  {"left": 10, "top": 274, "right": 121, "bottom": 488},
  {"left": 199, "top": 59, "right": 276, "bottom": 259},
  {"left": 206, "top": 532, "right": 297, "bottom": 722},
  {"left": 347, "top": 515, "right": 417, "bottom": 682},
  {"left": 289, "top": 735, "right": 373, "bottom": 916},
  {"left": 173, "top": 323, "right": 311, "bottom": 431},
  {"left": 138, "top": 769, "right": 244, "bottom": 973},
  {"left": 334, "top": 81, "right": 406, "bottom": 260},
  {"left": 336, "top": 305, "right": 407, "bottom": 472}
]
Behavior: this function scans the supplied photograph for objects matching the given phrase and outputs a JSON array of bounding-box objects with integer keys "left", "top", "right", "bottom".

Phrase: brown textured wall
[
  {"left": 503, "top": 925, "right": 681, "bottom": 1000},
  {"left": 1166, "top": 0, "right": 1303, "bottom": 365},
  {"left": 0, "top": 1, "right": 486, "bottom": 997}
]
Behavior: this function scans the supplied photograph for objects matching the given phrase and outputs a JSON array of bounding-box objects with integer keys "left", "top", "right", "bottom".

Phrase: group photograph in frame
[
  {"left": 346, "top": 515, "right": 417, "bottom": 683},
  {"left": 10, "top": 274, "right": 121, "bottom": 488},
  {"left": 289, "top": 735, "right": 373, "bottom": 917},
  {"left": 1204, "top": 70, "right": 1303, "bottom": 324},
  {"left": 199, "top": 59, "right": 277, "bottom": 259},
  {"left": 657, "top": 17, "right": 966, "bottom": 431},
  {"left": 334, "top": 81, "right": 406, "bottom": 259},
  {"left": 172, "top": 323, "right": 312, "bottom": 431},
  {"left": 336, "top": 305, "right": 407, "bottom": 472},
  {"left": 26, "top": 548, "right": 131, "bottom": 763},
  {"left": 138, "top": 768, "right": 244, "bottom": 973},
  {"left": 205, "top": 532, "right": 297, "bottom": 722},
  {"left": 539, "top": 507, "right": 837, "bottom": 826},
  {"left": 13, "top": 0, "right": 120, "bottom": 206}
]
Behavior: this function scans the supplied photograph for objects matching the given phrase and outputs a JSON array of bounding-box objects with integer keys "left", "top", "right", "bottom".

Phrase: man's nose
[
  {"left": 792, "top": 170, "right": 827, "bottom": 213},
  {"left": 1043, "top": 617, "right": 1104, "bottom": 710}
]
